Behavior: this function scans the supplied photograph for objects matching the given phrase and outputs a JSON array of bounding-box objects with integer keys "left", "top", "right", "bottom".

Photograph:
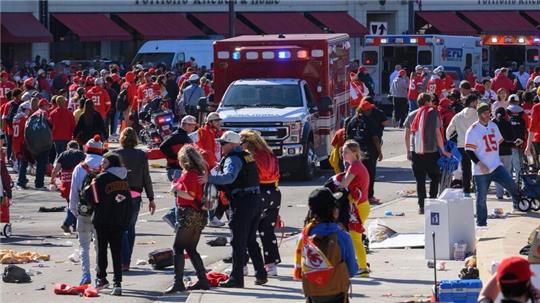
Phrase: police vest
[{"left": 218, "top": 150, "right": 260, "bottom": 193}]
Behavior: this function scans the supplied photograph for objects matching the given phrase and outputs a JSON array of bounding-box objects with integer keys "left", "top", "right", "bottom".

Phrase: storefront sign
[
  {"left": 135, "top": 0, "right": 280, "bottom": 4},
  {"left": 477, "top": 0, "right": 540, "bottom": 5}
]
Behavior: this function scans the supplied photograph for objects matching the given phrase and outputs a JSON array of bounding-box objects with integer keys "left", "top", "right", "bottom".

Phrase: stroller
[{"left": 516, "top": 173, "right": 540, "bottom": 212}]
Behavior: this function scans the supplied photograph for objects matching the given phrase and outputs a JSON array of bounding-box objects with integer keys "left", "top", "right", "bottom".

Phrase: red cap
[
  {"left": 474, "top": 83, "right": 485, "bottom": 94},
  {"left": 439, "top": 98, "right": 452, "bottom": 107},
  {"left": 0, "top": 71, "right": 8, "bottom": 78},
  {"left": 359, "top": 100, "right": 375, "bottom": 111},
  {"left": 149, "top": 67, "right": 156, "bottom": 74},
  {"left": 38, "top": 98, "right": 49, "bottom": 108},
  {"left": 398, "top": 69, "right": 406, "bottom": 77},
  {"left": 73, "top": 76, "right": 80, "bottom": 84},
  {"left": 24, "top": 77, "right": 35, "bottom": 88},
  {"left": 125, "top": 71, "right": 135, "bottom": 82},
  {"left": 497, "top": 256, "right": 534, "bottom": 284},
  {"left": 358, "top": 66, "right": 367, "bottom": 73}
]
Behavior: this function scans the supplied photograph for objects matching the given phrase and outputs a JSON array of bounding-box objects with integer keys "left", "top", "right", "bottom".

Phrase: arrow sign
[{"left": 369, "top": 22, "right": 388, "bottom": 35}]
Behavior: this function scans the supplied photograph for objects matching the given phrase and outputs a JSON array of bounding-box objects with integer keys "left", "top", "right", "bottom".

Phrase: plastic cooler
[
  {"left": 425, "top": 189, "right": 475, "bottom": 260},
  {"left": 439, "top": 279, "right": 482, "bottom": 303}
]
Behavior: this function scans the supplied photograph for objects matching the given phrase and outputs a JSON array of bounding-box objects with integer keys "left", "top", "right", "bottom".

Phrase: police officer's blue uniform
[{"left": 208, "top": 146, "right": 267, "bottom": 287}]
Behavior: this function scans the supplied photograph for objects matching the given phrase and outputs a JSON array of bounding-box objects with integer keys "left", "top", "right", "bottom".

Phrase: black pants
[
  {"left": 96, "top": 228, "right": 123, "bottom": 283},
  {"left": 362, "top": 152, "right": 378, "bottom": 199},
  {"left": 411, "top": 152, "right": 441, "bottom": 208},
  {"left": 172, "top": 222, "right": 206, "bottom": 283},
  {"left": 229, "top": 192, "right": 266, "bottom": 285},
  {"left": 307, "top": 293, "right": 348, "bottom": 303},
  {"left": 258, "top": 184, "right": 282, "bottom": 265},
  {"left": 458, "top": 148, "right": 472, "bottom": 194},
  {"left": 392, "top": 97, "right": 408, "bottom": 127}
]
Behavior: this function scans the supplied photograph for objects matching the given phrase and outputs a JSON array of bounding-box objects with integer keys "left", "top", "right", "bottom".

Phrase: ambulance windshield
[{"left": 222, "top": 84, "right": 303, "bottom": 108}]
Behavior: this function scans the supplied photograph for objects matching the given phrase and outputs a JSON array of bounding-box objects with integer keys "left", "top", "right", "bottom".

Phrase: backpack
[
  {"left": 77, "top": 163, "right": 99, "bottom": 217},
  {"left": 3, "top": 265, "right": 31, "bottom": 283},
  {"left": 5, "top": 102, "right": 20, "bottom": 128},
  {"left": 24, "top": 112, "right": 52, "bottom": 156},
  {"left": 301, "top": 224, "right": 349, "bottom": 297},
  {"left": 116, "top": 89, "right": 129, "bottom": 112}
]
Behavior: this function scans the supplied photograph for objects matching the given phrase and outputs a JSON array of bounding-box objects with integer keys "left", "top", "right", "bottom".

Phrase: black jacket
[
  {"left": 74, "top": 111, "right": 107, "bottom": 143},
  {"left": 159, "top": 128, "right": 192, "bottom": 169},
  {"left": 116, "top": 147, "right": 154, "bottom": 199},
  {"left": 492, "top": 117, "right": 515, "bottom": 156},
  {"left": 91, "top": 167, "right": 133, "bottom": 231}
]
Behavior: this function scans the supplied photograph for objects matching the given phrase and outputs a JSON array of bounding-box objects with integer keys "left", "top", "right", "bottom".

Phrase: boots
[
  {"left": 163, "top": 280, "right": 186, "bottom": 294},
  {"left": 187, "top": 278, "right": 210, "bottom": 290}
]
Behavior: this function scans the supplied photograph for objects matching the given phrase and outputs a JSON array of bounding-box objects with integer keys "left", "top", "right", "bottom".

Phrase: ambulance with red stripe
[
  {"left": 480, "top": 35, "right": 540, "bottom": 78},
  {"left": 213, "top": 34, "right": 350, "bottom": 180},
  {"left": 360, "top": 35, "right": 482, "bottom": 98}
]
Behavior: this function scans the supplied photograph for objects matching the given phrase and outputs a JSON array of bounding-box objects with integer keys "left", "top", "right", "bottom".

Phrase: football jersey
[
  {"left": 12, "top": 114, "right": 28, "bottom": 158},
  {"left": 464, "top": 121, "right": 503, "bottom": 176},
  {"left": 0, "top": 81, "right": 16, "bottom": 107},
  {"left": 408, "top": 74, "right": 425, "bottom": 101}
]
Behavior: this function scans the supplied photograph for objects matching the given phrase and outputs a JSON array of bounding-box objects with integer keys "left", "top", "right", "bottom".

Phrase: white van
[{"left": 131, "top": 39, "right": 215, "bottom": 69}]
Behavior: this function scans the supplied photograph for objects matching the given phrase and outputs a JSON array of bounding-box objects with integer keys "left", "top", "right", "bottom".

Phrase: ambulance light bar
[
  {"left": 482, "top": 35, "right": 540, "bottom": 45},
  {"left": 219, "top": 48, "right": 314, "bottom": 61},
  {"left": 365, "top": 36, "right": 428, "bottom": 46}
]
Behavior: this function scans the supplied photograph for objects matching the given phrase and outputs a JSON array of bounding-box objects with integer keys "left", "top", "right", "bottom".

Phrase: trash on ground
[
  {"left": 436, "top": 261, "right": 446, "bottom": 271},
  {"left": 206, "top": 271, "right": 229, "bottom": 287},
  {"left": 370, "top": 233, "right": 424, "bottom": 249},
  {"left": 35, "top": 285, "right": 46, "bottom": 290},
  {"left": 148, "top": 248, "right": 174, "bottom": 270},
  {"left": 68, "top": 250, "right": 80, "bottom": 263},
  {"left": 25, "top": 269, "right": 42, "bottom": 276},
  {"left": 136, "top": 240, "right": 156, "bottom": 245},
  {"left": 2, "top": 265, "right": 32, "bottom": 283},
  {"left": 54, "top": 283, "right": 99, "bottom": 297},
  {"left": 488, "top": 207, "right": 507, "bottom": 219},
  {"left": 38, "top": 206, "right": 65, "bottom": 212},
  {"left": 396, "top": 189, "right": 416, "bottom": 197},
  {"left": 367, "top": 219, "right": 397, "bottom": 243},
  {"left": 136, "top": 259, "right": 147, "bottom": 266},
  {"left": 0, "top": 250, "right": 50, "bottom": 264},
  {"left": 207, "top": 236, "right": 228, "bottom": 247}
]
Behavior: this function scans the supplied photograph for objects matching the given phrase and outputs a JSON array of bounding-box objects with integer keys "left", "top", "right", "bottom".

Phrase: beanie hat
[
  {"left": 476, "top": 103, "right": 490, "bottom": 116},
  {"left": 84, "top": 135, "right": 104, "bottom": 155}
]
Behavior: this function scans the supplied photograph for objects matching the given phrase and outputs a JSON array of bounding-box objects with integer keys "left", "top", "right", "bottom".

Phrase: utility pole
[
  {"left": 228, "top": 1, "right": 235, "bottom": 38},
  {"left": 408, "top": 0, "right": 415, "bottom": 34}
]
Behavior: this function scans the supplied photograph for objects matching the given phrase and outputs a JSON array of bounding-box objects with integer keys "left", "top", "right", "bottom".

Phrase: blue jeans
[
  {"left": 114, "top": 111, "right": 122, "bottom": 135},
  {"left": 34, "top": 150, "right": 49, "bottom": 188},
  {"left": 474, "top": 166, "right": 520, "bottom": 226},
  {"left": 17, "top": 159, "right": 28, "bottom": 187},
  {"left": 121, "top": 196, "right": 142, "bottom": 266},
  {"left": 408, "top": 99, "right": 418, "bottom": 112}
]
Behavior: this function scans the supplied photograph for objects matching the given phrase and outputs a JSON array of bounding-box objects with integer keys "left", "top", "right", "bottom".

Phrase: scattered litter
[
  {"left": 68, "top": 250, "right": 80, "bottom": 263},
  {"left": 394, "top": 212, "right": 405, "bottom": 216},
  {"left": 207, "top": 237, "right": 227, "bottom": 247},
  {"left": 38, "top": 206, "right": 65, "bottom": 212},
  {"left": 18, "top": 215, "right": 31, "bottom": 220},
  {"left": 54, "top": 283, "right": 99, "bottom": 297},
  {"left": 436, "top": 261, "right": 446, "bottom": 271},
  {"left": 367, "top": 219, "right": 397, "bottom": 243},
  {"left": 136, "top": 259, "right": 147, "bottom": 266},
  {"left": 155, "top": 195, "right": 163, "bottom": 199},
  {"left": 396, "top": 189, "right": 416, "bottom": 197},
  {"left": 136, "top": 240, "right": 156, "bottom": 245},
  {"left": 25, "top": 269, "right": 42, "bottom": 276},
  {"left": 382, "top": 293, "right": 392, "bottom": 297},
  {"left": 384, "top": 210, "right": 393, "bottom": 216},
  {"left": 138, "top": 219, "right": 148, "bottom": 223},
  {"left": 64, "top": 241, "right": 74, "bottom": 247},
  {"left": 287, "top": 205, "right": 293, "bottom": 207},
  {"left": 488, "top": 208, "right": 507, "bottom": 219},
  {"left": 370, "top": 233, "right": 424, "bottom": 249},
  {"left": 35, "top": 285, "right": 46, "bottom": 291},
  {"left": 0, "top": 250, "right": 50, "bottom": 264}
]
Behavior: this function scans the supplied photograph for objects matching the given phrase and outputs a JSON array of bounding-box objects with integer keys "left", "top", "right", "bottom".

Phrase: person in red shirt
[
  {"left": 136, "top": 72, "right": 161, "bottom": 110},
  {"left": 68, "top": 76, "right": 81, "bottom": 110},
  {"left": 239, "top": 129, "right": 281, "bottom": 276},
  {"left": 337, "top": 139, "right": 370, "bottom": 277},
  {"left": 193, "top": 112, "right": 223, "bottom": 170},
  {"left": 121, "top": 71, "right": 138, "bottom": 125},
  {"left": 427, "top": 66, "right": 447, "bottom": 100},
  {"left": 408, "top": 65, "right": 426, "bottom": 112},
  {"left": 2, "top": 88, "right": 23, "bottom": 164},
  {"left": 165, "top": 145, "right": 210, "bottom": 294},
  {"left": 526, "top": 99, "right": 540, "bottom": 168},
  {"left": 13, "top": 101, "right": 32, "bottom": 189},
  {"left": 37, "top": 69, "right": 51, "bottom": 100},
  {"left": 0, "top": 71, "right": 16, "bottom": 107},
  {"left": 177, "top": 67, "right": 194, "bottom": 90},
  {"left": 492, "top": 68, "right": 517, "bottom": 94},
  {"left": 85, "top": 78, "right": 111, "bottom": 121},
  {"left": 49, "top": 96, "right": 75, "bottom": 157},
  {"left": 437, "top": 98, "right": 455, "bottom": 133},
  {"left": 525, "top": 66, "right": 540, "bottom": 90},
  {"left": 464, "top": 67, "right": 476, "bottom": 86},
  {"left": 200, "top": 77, "right": 213, "bottom": 97}
]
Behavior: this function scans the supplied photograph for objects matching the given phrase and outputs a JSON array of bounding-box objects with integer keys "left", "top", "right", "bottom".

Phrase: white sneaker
[
  {"left": 265, "top": 263, "right": 278, "bottom": 277},
  {"left": 208, "top": 217, "right": 225, "bottom": 227},
  {"left": 224, "top": 265, "right": 248, "bottom": 276}
]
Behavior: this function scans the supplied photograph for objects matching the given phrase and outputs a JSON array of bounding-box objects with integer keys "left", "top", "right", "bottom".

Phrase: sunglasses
[{"left": 219, "top": 141, "right": 229, "bottom": 147}]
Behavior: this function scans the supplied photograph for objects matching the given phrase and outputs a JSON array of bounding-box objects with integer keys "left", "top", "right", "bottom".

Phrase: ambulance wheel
[
  {"left": 3, "top": 224, "right": 12, "bottom": 238},
  {"left": 531, "top": 199, "right": 540, "bottom": 211},
  {"left": 300, "top": 141, "right": 317, "bottom": 181},
  {"left": 517, "top": 198, "right": 531, "bottom": 212}
]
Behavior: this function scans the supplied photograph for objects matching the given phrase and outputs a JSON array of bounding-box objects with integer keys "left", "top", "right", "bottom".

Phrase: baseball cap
[
  {"left": 507, "top": 104, "right": 523, "bottom": 113},
  {"left": 534, "top": 76, "right": 540, "bottom": 84},
  {"left": 189, "top": 74, "right": 200, "bottom": 82},
  {"left": 23, "top": 77, "right": 35, "bottom": 87},
  {"left": 415, "top": 65, "right": 423, "bottom": 71},
  {"left": 398, "top": 69, "right": 406, "bottom": 77},
  {"left": 217, "top": 131, "right": 241, "bottom": 144},
  {"left": 206, "top": 112, "right": 222, "bottom": 122},
  {"left": 0, "top": 71, "right": 8, "bottom": 78},
  {"left": 496, "top": 256, "right": 533, "bottom": 284},
  {"left": 181, "top": 115, "right": 197, "bottom": 125},
  {"left": 359, "top": 100, "right": 375, "bottom": 111},
  {"left": 38, "top": 98, "right": 49, "bottom": 108},
  {"left": 476, "top": 103, "right": 490, "bottom": 115},
  {"left": 507, "top": 94, "right": 520, "bottom": 103},
  {"left": 308, "top": 188, "right": 343, "bottom": 215},
  {"left": 439, "top": 98, "right": 452, "bottom": 107}
]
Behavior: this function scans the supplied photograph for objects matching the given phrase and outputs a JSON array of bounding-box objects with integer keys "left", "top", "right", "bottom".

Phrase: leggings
[
  {"left": 258, "top": 184, "right": 282, "bottom": 265},
  {"left": 350, "top": 200, "right": 370, "bottom": 270},
  {"left": 172, "top": 226, "right": 207, "bottom": 283}
]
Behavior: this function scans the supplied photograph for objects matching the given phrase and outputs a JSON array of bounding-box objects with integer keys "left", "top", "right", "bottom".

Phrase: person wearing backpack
[
  {"left": 26, "top": 99, "right": 53, "bottom": 190},
  {"left": 293, "top": 188, "right": 358, "bottom": 303},
  {"left": 69, "top": 135, "right": 104, "bottom": 286},
  {"left": 91, "top": 152, "right": 132, "bottom": 296}
]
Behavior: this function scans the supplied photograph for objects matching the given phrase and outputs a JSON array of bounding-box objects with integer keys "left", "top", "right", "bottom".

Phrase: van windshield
[
  {"left": 132, "top": 53, "right": 175, "bottom": 67},
  {"left": 221, "top": 84, "right": 303, "bottom": 108}
]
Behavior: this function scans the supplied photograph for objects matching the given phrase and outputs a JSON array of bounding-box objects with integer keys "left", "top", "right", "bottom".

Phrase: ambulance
[
  {"left": 480, "top": 35, "right": 540, "bottom": 77},
  {"left": 360, "top": 34, "right": 482, "bottom": 97},
  {"left": 213, "top": 34, "right": 350, "bottom": 180}
]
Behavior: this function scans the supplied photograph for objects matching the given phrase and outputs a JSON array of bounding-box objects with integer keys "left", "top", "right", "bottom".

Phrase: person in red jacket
[
  {"left": 525, "top": 66, "right": 540, "bottom": 90},
  {"left": 491, "top": 68, "right": 517, "bottom": 94},
  {"left": 49, "top": 96, "right": 76, "bottom": 157},
  {"left": 193, "top": 112, "right": 223, "bottom": 170},
  {"left": 85, "top": 78, "right": 111, "bottom": 121},
  {"left": 177, "top": 67, "right": 194, "bottom": 90},
  {"left": 13, "top": 101, "right": 32, "bottom": 189},
  {"left": 0, "top": 71, "right": 16, "bottom": 107},
  {"left": 121, "top": 71, "right": 137, "bottom": 125},
  {"left": 427, "top": 66, "right": 447, "bottom": 100},
  {"left": 437, "top": 98, "right": 455, "bottom": 133},
  {"left": 136, "top": 72, "right": 161, "bottom": 111},
  {"left": 239, "top": 129, "right": 282, "bottom": 277},
  {"left": 2, "top": 88, "right": 23, "bottom": 164},
  {"left": 408, "top": 65, "right": 426, "bottom": 112}
]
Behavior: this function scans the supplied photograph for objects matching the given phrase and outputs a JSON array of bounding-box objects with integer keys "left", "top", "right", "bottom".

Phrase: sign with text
[
  {"left": 369, "top": 22, "right": 388, "bottom": 35},
  {"left": 430, "top": 212, "right": 440, "bottom": 226}
]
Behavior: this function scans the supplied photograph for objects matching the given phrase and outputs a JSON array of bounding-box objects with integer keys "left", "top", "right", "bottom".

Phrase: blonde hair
[
  {"left": 239, "top": 129, "right": 272, "bottom": 155},
  {"left": 342, "top": 139, "right": 362, "bottom": 160},
  {"left": 56, "top": 96, "right": 66, "bottom": 107},
  {"left": 119, "top": 127, "right": 139, "bottom": 148},
  {"left": 178, "top": 145, "right": 207, "bottom": 174}
]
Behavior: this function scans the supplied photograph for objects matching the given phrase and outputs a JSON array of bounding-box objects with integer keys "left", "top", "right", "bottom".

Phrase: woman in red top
[
  {"left": 165, "top": 145, "right": 210, "bottom": 294},
  {"left": 240, "top": 130, "right": 281, "bottom": 277},
  {"left": 338, "top": 140, "right": 370, "bottom": 277}
]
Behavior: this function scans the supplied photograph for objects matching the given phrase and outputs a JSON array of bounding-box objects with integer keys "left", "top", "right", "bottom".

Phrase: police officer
[{"left": 198, "top": 131, "right": 267, "bottom": 288}]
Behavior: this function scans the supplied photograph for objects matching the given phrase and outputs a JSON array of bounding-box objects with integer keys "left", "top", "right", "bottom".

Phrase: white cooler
[{"left": 425, "top": 189, "right": 476, "bottom": 260}]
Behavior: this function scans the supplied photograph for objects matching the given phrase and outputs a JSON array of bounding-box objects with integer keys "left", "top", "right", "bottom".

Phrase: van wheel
[{"left": 300, "top": 141, "right": 317, "bottom": 181}]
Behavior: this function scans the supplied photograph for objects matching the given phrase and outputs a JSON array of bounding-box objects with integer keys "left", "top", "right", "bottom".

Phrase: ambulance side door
[
  {"left": 360, "top": 46, "right": 380, "bottom": 96},
  {"left": 417, "top": 45, "right": 433, "bottom": 70}
]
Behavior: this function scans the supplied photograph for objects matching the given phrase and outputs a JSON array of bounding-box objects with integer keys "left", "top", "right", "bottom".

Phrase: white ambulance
[
  {"left": 480, "top": 35, "right": 540, "bottom": 77},
  {"left": 360, "top": 35, "right": 482, "bottom": 97}
]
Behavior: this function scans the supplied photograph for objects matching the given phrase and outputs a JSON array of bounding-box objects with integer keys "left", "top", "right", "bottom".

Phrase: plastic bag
[{"left": 367, "top": 219, "right": 396, "bottom": 243}]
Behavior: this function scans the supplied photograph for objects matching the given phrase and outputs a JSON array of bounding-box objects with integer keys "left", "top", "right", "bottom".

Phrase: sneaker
[
  {"left": 369, "top": 197, "right": 382, "bottom": 205},
  {"left": 111, "top": 283, "right": 122, "bottom": 296},
  {"left": 358, "top": 268, "right": 370, "bottom": 278},
  {"left": 265, "top": 263, "right": 278, "bottom": 277},
  {"left": 96, "top": 278, "right": 110, "bottom": 289},
  {"left": 60, "top": 224, "right": 71, "bottom": 233},
  {"left": 208, "top": 217, "right": 225, "bottom": 227},
  {"left": 80, "top": 273, "right": 91, "bottom": 285}
]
